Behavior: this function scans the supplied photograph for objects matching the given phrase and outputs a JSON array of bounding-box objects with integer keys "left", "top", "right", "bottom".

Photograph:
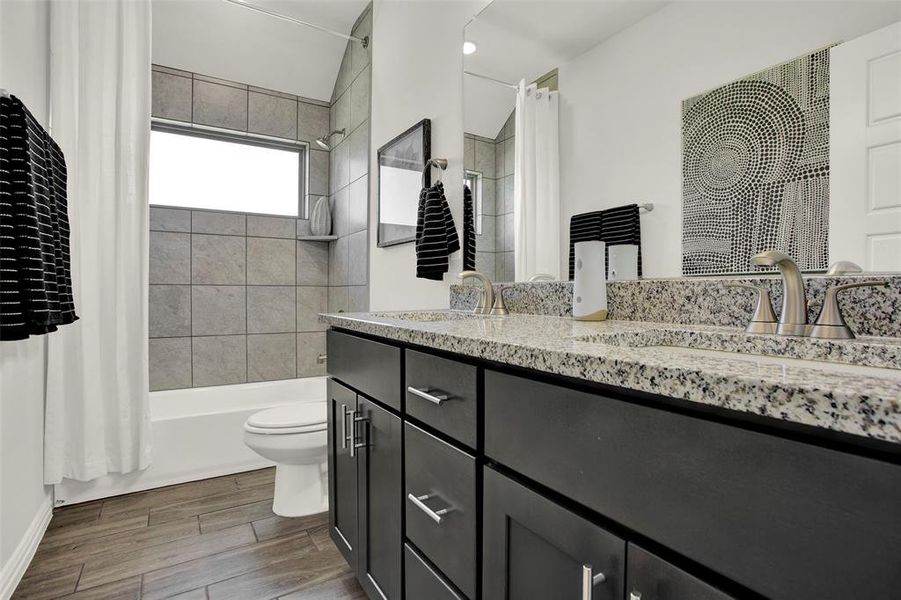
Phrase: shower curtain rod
[
  {"left": 221, "top": 0, "right": 369, "bottom": 47},
  {"left": 464, "top": 71, "right": 518, "bottom": 90}
]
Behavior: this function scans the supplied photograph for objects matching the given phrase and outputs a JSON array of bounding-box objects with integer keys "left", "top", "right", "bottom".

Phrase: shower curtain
[
  {"left": 513, "top": 81, "right": 561, "bottom": 281},
  {"left": 44, "top": 0, "right": 152, "bottom": 483}
]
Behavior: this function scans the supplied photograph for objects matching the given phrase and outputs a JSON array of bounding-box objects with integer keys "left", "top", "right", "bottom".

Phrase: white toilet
[{"left": 243, "top": 401, "right": 328, "bottom": 517}]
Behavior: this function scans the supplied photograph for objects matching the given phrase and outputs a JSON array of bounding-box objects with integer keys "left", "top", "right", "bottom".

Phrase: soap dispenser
[{"left": 572, "top": 241, "right": 608, "bottom": 321}]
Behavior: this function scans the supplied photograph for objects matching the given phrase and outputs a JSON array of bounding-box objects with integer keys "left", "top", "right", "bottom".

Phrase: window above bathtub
[{"left": 149, "top": 123, "right": 307, "bottom": 217}]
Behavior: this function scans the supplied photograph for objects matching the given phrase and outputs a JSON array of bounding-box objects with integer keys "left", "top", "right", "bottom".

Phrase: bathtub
[{"left": 54, "top": 377, "right": 327, "bottom": 506}]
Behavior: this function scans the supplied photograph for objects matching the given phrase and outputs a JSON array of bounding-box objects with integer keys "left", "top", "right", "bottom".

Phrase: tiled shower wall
[
  {"left": 149, "top": 65, "right": 336, "bottom": 390},
  {"left": 464, "top": 110, "right": 515, "bottom": 282},
  {"left": 148, "top": 209, "right": 330, "bottom": 390},
  {"left": 327, "top": 6, "right": 371, "bottom": 313}
]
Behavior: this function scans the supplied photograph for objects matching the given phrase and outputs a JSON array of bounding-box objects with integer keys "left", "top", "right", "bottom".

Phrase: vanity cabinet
[
  {"left": 328, "top": 328, "right": 901, "bottom": 600},
  {"left": 327, "top": 378, "right": 358, "bottom": 566},
  {"left": 483, "top": 466, "right": 625, "bottom": 600},
  {"left": 327, "top": 353, "right": 402, "bottom": 600},
  {"left": 626, "top": 544, "right": 734, "bottom": 600}
]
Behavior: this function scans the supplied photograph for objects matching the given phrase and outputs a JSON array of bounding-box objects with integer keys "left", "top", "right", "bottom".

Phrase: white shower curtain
[
  {"left": 513, "top": 81, "right": 561, "bottom": 281},
  {"left": 44, "top": 0, "right": 152, "bottom": 483}
]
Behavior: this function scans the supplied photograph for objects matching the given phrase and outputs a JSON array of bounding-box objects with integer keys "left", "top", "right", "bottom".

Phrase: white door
[{"left": 831, "top": 21, "right": 901, "bottom": 271}]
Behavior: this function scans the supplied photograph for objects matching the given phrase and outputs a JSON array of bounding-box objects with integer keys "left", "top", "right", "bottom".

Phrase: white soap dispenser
[{"left": 572, "top": 240, "right": 608, "bottom": 321}]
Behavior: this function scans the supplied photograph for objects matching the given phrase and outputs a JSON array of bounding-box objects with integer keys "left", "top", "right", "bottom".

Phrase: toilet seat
[{"left": 244, "top": 402, "right": 327, "bottom": 435}]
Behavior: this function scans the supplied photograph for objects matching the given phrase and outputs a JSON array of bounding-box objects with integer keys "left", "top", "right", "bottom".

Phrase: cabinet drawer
[
  {"left": 405, "top": 543, "right": 466, "bottom": 600},
  {"left": 626, "top": 544, "right": 733, "bottom": 600},
  {"left": 327, "top": 330, "right": 401, "bottom": 409},
  {"left": 485, "top": 370, "right": 901, "bottom": 600},
  {"left": 405, "top": 423, "right": 477, "bottom": 599},
  {"left": 405, "top": 349, "right": 478, "bottom": 447}
]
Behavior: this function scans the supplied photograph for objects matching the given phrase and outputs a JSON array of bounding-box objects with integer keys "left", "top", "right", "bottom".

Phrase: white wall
[
  {"left": 368, "top": 0, "right": 488, "bottom": 310},
  {"left": 0, "top": 0, "right": 54, "bottom": 591},
  {"left": 151, "top": 0, "right": 365, "bottom": 101},
  {"left": 559, "top": 1, "right": 901, "bottom": 278}
]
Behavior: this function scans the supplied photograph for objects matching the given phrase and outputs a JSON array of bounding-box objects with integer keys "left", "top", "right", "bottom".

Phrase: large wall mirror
[{"left": 463, "top": 1, "right": 901, "bottom": 282}]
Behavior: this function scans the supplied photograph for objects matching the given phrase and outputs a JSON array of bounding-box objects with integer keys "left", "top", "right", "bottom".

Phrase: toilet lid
[{"left": 245, "top": 402, "right": 327, "bottom": 434}]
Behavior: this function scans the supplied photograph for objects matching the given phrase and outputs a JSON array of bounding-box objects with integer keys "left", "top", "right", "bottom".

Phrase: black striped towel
[
  {"left": 568, "top": 204, "right": 642, "bottom": 280},
  {"left": 462, "top": 184, "right": 475, "bottom": 271},
  {"left": 1, "top": 94, "right": 78, "bottom": 341},
  {"left": 415, "top": 181, "right": 460, "bottom": 280}
]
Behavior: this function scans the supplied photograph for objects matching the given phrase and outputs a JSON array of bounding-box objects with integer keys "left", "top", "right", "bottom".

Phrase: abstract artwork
[{"left": 682, "top": 49, "right": 830, "bottom": 275}]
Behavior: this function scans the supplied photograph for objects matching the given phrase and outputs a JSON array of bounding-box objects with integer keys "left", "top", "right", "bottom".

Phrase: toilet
[{"left": 243, "top": 401, "right": 328, "bottom": 518}]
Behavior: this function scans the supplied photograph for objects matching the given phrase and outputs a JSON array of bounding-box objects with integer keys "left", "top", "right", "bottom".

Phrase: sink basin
[
  {"left": 572, "top": 327, "right": 901, "bottom": 371},
  {"left": 639, "top": 345, "right": 901, "bottom": 379},
  {"left": 364, "top": 310, "right": 496, "bottom": 322}
]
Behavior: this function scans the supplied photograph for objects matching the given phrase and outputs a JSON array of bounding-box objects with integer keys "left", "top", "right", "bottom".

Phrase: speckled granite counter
[{"left": 322, "top": 311, "right": 901, "bottom": 444}]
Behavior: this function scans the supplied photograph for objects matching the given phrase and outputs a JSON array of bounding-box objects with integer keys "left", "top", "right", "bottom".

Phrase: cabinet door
[
  {"left": 626, "top": 544, "right": 734, "bottom": 600},
  {"left": 357, "top": 397, "right": 403, "bottom": 599},
  {"left": 483, "top": 467, "right": 625, "bottom": 600},
  {"left": 328, "top": 378, "right": 358, "bottom": 568}
]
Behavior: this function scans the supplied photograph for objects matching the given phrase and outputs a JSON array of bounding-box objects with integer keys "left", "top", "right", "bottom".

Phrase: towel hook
[{"left": 422, "top": 158, "right": 448, "bottom": 188}]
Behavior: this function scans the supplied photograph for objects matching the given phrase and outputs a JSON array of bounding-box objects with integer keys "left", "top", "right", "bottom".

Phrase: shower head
[{"left": 315, "top": 129, "right": 345, "bottom": 150}]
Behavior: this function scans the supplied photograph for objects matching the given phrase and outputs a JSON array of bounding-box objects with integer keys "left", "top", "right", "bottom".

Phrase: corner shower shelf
[{"left": 297, "top": 235, "right": 338, "bottom": 241}]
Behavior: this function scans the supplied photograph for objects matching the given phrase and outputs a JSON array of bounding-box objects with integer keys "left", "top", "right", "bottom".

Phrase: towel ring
[{"left": 422, "top": 158, "right": 448, "bottom": 188}]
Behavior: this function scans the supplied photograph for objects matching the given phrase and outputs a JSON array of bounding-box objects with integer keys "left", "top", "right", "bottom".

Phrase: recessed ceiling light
[{"left": 463, "top": 41, "right": 478, "bottom": 55}]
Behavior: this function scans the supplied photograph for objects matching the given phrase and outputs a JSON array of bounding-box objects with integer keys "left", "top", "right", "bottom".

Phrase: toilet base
[{"left": 271, "top": 461, "right": 329, "bottom": 517}]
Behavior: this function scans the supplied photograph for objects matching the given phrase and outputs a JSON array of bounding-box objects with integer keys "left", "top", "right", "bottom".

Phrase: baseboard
[{"left": 0, "top": 495, "right": 52, "bottom": 600}]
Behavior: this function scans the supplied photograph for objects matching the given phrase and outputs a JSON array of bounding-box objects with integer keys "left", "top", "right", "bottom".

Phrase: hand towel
[
  {"left": 568, "top": 203, "right": 642, "bottom": 280},
  {"left": 415, "top": 181, "right": 460, "bottom": 280}
]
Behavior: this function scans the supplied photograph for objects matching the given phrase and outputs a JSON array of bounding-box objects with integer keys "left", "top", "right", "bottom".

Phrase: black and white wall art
[{"left": 681, "top": 49, "right": 830, "bottom": 275}]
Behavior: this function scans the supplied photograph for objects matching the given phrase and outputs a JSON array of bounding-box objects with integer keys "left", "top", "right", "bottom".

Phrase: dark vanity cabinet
[
  {"left": 626, "top": 544, "right": 734, "bottom": 600},
  {"left": 327, "top": 378, "right": 359, "bottom": 567},
  {"left": 328, "top": 328, "right": 901, "bottom": 600},
  {"left": 327, "top": 332, "right": 403, "bottom": 600},
  {"left": 483, "top": 467, "right": 625, "bottom": 600}
]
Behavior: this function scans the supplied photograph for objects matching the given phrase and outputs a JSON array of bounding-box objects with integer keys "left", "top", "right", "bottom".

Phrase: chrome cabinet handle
[
  {"left": 407, "top": 386, "right": 449, "bottom": 405},
  {"left": 341, "top": 405, "right": 352, "bottom": 450},
  {"left": 629, "top": 592, "right": 642, "bottom": 600},
  {"left": 351, "top": 415, "right": 368, "bottom": 456},
  {"left": 407, "top": 493, "right": 451, "bottom": 524},
  {"left": 349, "top": 412, "right": 368, "bottom": 457},
  {"left": 581, "top": 564, "right": 606, "bottom": 600}
]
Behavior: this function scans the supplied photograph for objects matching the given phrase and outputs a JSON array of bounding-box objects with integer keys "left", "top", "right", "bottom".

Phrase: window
[
  {"left": 465, "top": 171, "right": 483, "bottom": 235},
  {"left": 149, "top": 125, "right": 306, "bottom": 217}
]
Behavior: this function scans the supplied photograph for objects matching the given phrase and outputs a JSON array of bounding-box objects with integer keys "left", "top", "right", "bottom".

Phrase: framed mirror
[{"left": 377, "top": 118, "right": 431, "bottom": 247}]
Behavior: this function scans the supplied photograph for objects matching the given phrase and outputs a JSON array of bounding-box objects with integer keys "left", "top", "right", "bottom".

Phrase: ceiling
[
  {"left": 152, "top": 0, "right": 369, "bottom": 101},
  {"left": 464, "top": 0, "right": 668, "bottom": 137}
]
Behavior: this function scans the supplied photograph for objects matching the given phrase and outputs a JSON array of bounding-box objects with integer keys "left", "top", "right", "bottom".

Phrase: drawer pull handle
[
  {"left": 581, "top": 565, "right": 606, "bottom": 600},
  {"left": 341, "top": 405, "right": 353, "bottom": 450},
  {"left": 407, "top": 386, "right": 449, "bottom": 405},
  {"left": 407, "top": 493, "right": 451, "bottom": 524}
]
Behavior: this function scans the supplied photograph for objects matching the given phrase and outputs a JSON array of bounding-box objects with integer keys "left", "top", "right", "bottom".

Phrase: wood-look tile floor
[{"left": 12, "top": 468, "right": 365, "bottom": 600}]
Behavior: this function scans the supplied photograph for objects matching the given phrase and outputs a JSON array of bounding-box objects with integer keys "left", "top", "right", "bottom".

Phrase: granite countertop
[{"left": 322, "top": 311, "right": 901, "bottom": 444}]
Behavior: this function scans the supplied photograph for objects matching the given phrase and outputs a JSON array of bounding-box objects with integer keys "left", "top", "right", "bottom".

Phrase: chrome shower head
[{"left": 315, "top": 128, "right": 345, "bottom": 151}]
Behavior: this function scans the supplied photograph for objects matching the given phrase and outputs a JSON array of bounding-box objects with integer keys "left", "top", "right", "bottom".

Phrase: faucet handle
[
  {"left": 490, "top": 286, "right": 510, "bottom": 316},
  {"left": 809, "top": 281, "right": 888, "bottom": 340},
  {"left": 825, "top": 261, "right": 863, "bottom": 276},
  {"left": 725, "top": 283, "right": 778, "bottom": 334}
]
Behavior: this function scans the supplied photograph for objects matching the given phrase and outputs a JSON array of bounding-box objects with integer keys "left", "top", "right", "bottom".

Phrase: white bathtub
[{"left": 54, "top": 377, "right": 327, "bottom": 506}]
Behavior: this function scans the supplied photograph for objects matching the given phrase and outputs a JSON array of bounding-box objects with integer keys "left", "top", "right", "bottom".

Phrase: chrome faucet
[
  {"left": 459, "top": 271, "right": 495, "bottom": 315},
  {"left": 750, "top": 251, "right": 808, "bottom": 336}
]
